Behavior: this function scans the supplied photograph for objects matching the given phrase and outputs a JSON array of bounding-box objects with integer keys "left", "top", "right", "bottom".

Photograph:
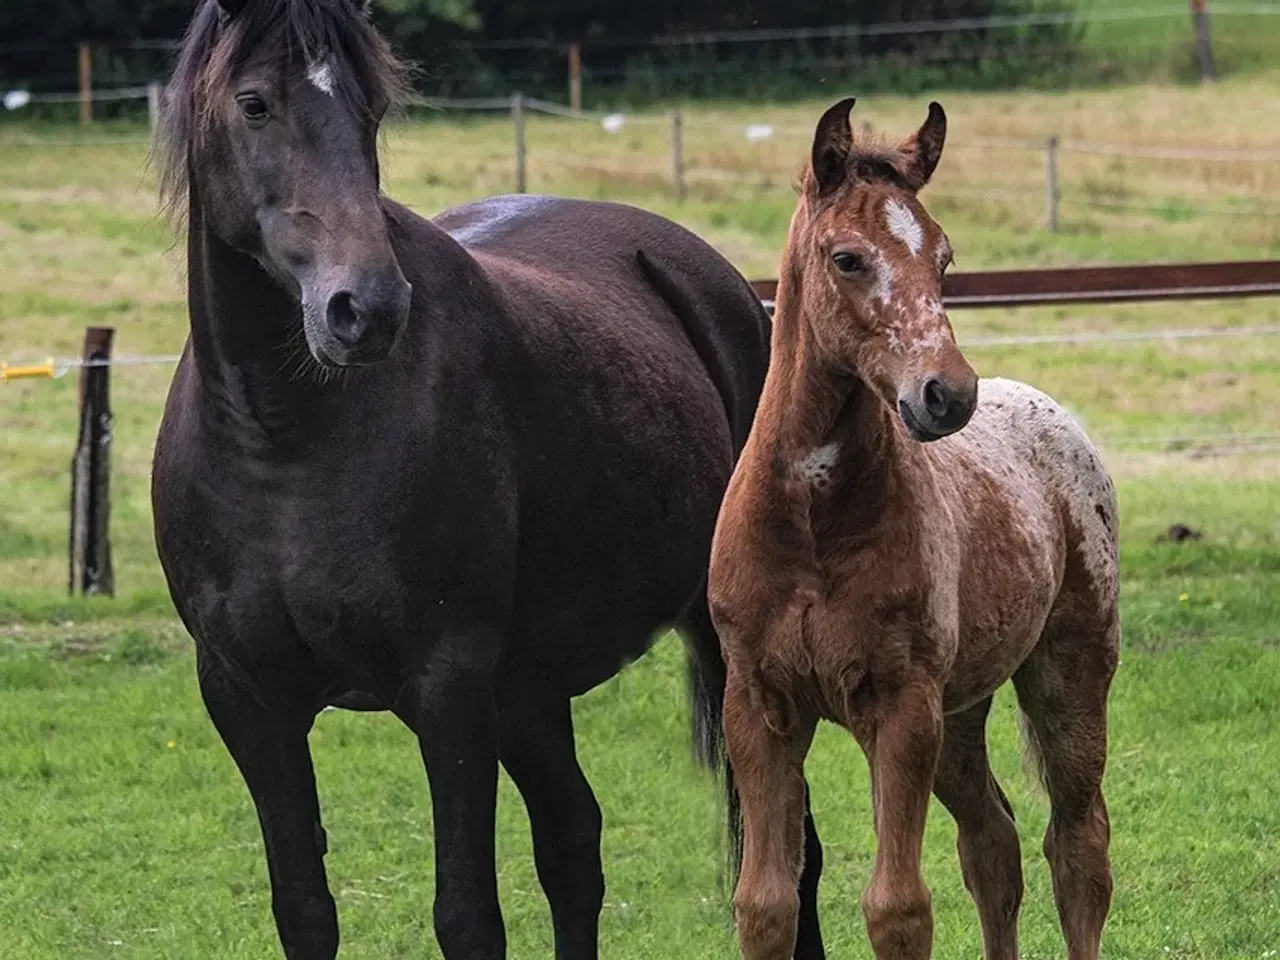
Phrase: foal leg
[
  {"left": 196, "top": 650, "right": 337, "bottom": 960},
  {"left": 724, "top": 667, "right": 816, "bottom": 960},
  {"left": 680, "top": 596, "right": 825, "bottom": 959},
  {"left": 860, "top": 680, "right": 944, "bottom": 960},
  {"left": 396, "top": 629, "right": 506, "bottom": 959},
  {"left": 1013, "top": 622, "right": 1119, "bottom": 960},
  {"left": 498, "top": 689, "right": 603, "bottom": 959},
  {"left": 932, "top": 697, "right": 1023, "bottom": 960}
]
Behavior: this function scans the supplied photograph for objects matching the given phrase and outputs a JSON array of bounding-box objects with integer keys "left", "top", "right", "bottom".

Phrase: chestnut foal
[{"left": 708, "top": 98, "right": 1120, "bottom": 960}]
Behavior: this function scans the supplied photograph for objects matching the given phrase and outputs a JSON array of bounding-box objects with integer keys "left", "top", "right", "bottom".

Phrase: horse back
[
  {"left": 949, "top": 376, "right": 1120, "bottom": 622},
  {"left": 424, "top": 193, "right": 770, "bottom": 451}
]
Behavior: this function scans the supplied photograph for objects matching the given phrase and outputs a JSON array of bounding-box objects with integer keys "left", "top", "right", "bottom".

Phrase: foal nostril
[
  {"left": 923, "top": 378, "right": 952, "bottom": 419},
  {"left": 325, "top": 291, "right": 366, "bottom": 347}
]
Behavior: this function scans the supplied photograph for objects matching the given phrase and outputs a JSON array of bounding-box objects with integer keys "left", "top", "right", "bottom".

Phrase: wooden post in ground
[
  {"left": 512, "top": 92, "right": 527, "bottom": 193},
  {"left": 671, "top": 110, "right": 685, "bottom": 203},
  {"left": 147, "top": 82, "right": 162, "bottom": 132},
  {"left": 68, "top": 327, "right": 115, "bottom": 597},
  {"left": 1044, "top": 135, "right": 1060, "bottom": 232},
  {"left": 1190, "top": 0, "right": 1216, "bottom": 81},
  {"left": 78, "top": 42, "right": 93, "bottom": 125},
  {"left": 568, "top": 43, "right": 582, "bottom": 113}
]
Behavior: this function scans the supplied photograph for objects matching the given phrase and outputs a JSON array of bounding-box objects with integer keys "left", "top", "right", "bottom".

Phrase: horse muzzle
[
  {"left": 309, "top": 271, "right": 412, "bottom": 367},
  {"left": 898, "top": 374, "right": 978, "bottom": 441}
]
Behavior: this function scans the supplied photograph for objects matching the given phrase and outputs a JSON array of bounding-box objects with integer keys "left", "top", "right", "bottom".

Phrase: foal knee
[
  {"left": 734, "top": 882, "right": 800, "bottom": 960},
  {"left": 862, "top": 880, "right": 933, "bottom": 959}
]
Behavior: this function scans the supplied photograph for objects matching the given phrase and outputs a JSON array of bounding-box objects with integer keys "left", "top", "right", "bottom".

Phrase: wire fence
[
  {"left": 6, "top": 325, "right": 1278, "bottom": 461},
  {"left": 2, "top": 90, "right": 1279, "bottom": 242},
  {"left": 3, "top": 73, "right": 1279, "bottom": 463},
  {"left": 5, "top": 4, "right": 1280, "bottom": 108}
]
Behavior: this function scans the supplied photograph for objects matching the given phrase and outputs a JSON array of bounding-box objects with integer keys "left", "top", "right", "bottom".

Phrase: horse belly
[
  {"left": 942, "top": 489, "right": 1063, "bottom": 714},
  {"left": 511, "top": 403, "right": 733, "bottom": 694}
]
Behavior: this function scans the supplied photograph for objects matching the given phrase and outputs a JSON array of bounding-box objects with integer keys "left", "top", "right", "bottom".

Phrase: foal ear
[
  {"left": 898, "top": 101, "right": 947, "bottom": 192},
  {"left": 216, "top": 0, "right": 250, "bottom": 18},
  {"left": 810, "top": 96, "right": 857, "bottom": 196}
]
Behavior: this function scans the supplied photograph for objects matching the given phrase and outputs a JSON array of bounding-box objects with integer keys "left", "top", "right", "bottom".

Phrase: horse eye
[
  {"left": 236, "top": 94, "right": 269, "bottom": 122},
  {"left": 832, "top": 251, "right": 866, "bottom": 275}
]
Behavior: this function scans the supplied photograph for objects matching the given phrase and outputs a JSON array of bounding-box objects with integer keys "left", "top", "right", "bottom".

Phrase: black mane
[{"left": 153, "top": 0, "right": 410, "bottom": 222}]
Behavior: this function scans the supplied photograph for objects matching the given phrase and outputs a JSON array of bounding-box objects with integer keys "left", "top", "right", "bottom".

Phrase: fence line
[
  {"left": 9, "top": 90, "right": 1280, "bottom": 162},
  {"left": 7, "top": 4, "right": 1280, "bottom": 58},
  {"left": 6, "top": 325, "right": 1278, "bottom": 384},
  {"left": 21, "top": 85, "right": 150, "bottom": 104},
  {"left": 1, "top": 355, "right": 182, "bottom": 382},
  {"left": 458, "top": 4, "right": 1280, "bottom": 51},
  {"left": 1058, "top": 195, "right": 1280, "bottom": 218},
  {"left": 962, "top": 324, "right": 1280, "bottom": 347}
]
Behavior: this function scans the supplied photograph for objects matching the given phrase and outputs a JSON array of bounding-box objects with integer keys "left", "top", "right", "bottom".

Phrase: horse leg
[
  {"left": 497, "top": 690, "right": 603, "bottom": 959},
  {"left": 1012, "top": 620, "right": 1119, "bottom": 960},
  {"left": 396, "top": 630, "right": 506, "bottom": 959},
  {"left": 680, "top": 596, "right": 826, "bottom": 960},
  {"left": 724, "top": 666, "right": 816, "bottom": 960},
  {"left": 932, "top": 697, "right": 1023, "bottom": 960},
  {"left": 196, "top": 649, "right": 337, "bottom": 960},
  {"left": 859, "top": 680, "right": 943, "bottom": 960}
]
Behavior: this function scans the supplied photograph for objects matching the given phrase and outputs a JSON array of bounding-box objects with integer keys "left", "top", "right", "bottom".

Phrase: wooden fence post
[
  {"left": 1190, "top": 0, "right": 1216, "bottom": 81},
  {"left": 147, "top": 82, "right": 162, "bottom": 132},
  {"left": 1045, "top": 135, "right": 1060, "bottom": 232},
  {"left": 78, "top": 42, "right": 93, "bottom": 126},
  {"left": 671, "top": 110, "right": 685, "bottom": 203},
  {"left": 568, "top": 43, "right": 582, "bottom": 113},
  {"left": 68, "top": 327, "right": 115, "bottom": 597},
  {"left": 511, "top": 93, "right": 527, "bottom": 193}
]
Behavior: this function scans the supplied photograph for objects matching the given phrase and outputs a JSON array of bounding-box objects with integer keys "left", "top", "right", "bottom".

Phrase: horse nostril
[
  {"left": 326, "top": 291, "right": 366, "bottom": 346},
  {"left": 923, "top": 378, "right": 951, "bottom": 419}
]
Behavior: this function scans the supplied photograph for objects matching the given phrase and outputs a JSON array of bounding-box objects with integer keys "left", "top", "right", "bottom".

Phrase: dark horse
[{"left": 150, "top": 0, "right": 824, "bottom": 957}]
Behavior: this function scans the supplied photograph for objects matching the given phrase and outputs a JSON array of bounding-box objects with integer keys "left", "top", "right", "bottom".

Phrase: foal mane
[{"left": 153, "top": 0, "right": 412, "bottom": 225}]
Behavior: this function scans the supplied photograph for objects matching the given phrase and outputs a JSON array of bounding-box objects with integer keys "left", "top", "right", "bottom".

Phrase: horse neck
[
  {"left": 183, "top": 194, "right": 464, "bottom": 447},
  {"left": 750, "top": 257, "right": 899, "bottom": 496},
  {"left": 187, "top": 202, "right": 292, "bottom": 374}
]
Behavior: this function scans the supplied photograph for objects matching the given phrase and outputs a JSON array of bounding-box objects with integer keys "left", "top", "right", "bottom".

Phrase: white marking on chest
[
  {"left": 885, "top": 198, "right": 924, "bottom": 257},
  {"left": 307, "top": 59, "right": 337, "bottom": 97},
  {"left": 796, "top": 442, "right": 841, "bottom": 490}
]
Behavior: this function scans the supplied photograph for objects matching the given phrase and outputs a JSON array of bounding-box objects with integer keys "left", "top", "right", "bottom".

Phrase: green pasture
[{"left": 2, "top": 74, "right": 1279, "bottom": 957}]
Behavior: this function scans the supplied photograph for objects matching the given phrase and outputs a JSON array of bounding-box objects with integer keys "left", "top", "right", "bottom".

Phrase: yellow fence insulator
[{"left": 0, "top": 359, "right": 58, "bottom": 381}]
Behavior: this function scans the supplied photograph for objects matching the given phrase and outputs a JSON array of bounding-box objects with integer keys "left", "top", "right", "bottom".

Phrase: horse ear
[
  {"left": 898, "top": 101, "right": 947, "bottom": 192},
  {"left": 810, "top": 96, "right": 856, "bottom": 196},
  {"left": 217, "top": 0, "right": 250, "bottom": 18}
]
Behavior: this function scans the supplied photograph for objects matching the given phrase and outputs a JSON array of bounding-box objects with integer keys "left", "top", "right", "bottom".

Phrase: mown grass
[{"left": 2, "top": 74, "right": 1279, "bottom": 957}]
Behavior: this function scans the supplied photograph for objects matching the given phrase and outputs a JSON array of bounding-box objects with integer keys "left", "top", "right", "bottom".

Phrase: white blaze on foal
[
  {"left": 884, "top": 197, "right": 924, "bottom": 257},
  {"left": 307, "top": 58, "right": 337, "bottom": 97}
]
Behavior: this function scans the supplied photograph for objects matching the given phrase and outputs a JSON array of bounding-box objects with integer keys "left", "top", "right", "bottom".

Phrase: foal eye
[
  {"left": 832, "top": 251, "right": 866, "bottom": 275},
  {"left": 236, "top": 94, "right": 269, "bottom": 122}
]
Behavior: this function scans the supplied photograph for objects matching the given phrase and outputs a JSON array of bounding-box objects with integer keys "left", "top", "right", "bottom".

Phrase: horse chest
[{"left": 156, "top": 444, "right": 426, "bottom": 680}]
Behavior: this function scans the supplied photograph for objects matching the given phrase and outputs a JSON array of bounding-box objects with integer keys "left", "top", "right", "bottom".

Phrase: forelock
[{"left": 152, "top": 0, "right": 411, "bottom": 225}]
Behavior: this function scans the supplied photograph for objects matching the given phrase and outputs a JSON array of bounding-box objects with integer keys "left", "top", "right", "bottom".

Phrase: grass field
[{"left": 2, "top": 72, "right": 1280, "bottom": 958}]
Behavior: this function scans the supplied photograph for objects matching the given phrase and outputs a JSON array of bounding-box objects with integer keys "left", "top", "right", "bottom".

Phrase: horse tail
[
  {"left": 635, "top": 247, "right": 755, "bottom": 894},
  {"left": 634, "top": 247, "right": 769, "bottom": 453},
  {"left": 1017, "top": 707, "right": 1050, "bottom": 797},
  {"left": 682, "top": 597, "right": 744, "bottom": 897}
]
